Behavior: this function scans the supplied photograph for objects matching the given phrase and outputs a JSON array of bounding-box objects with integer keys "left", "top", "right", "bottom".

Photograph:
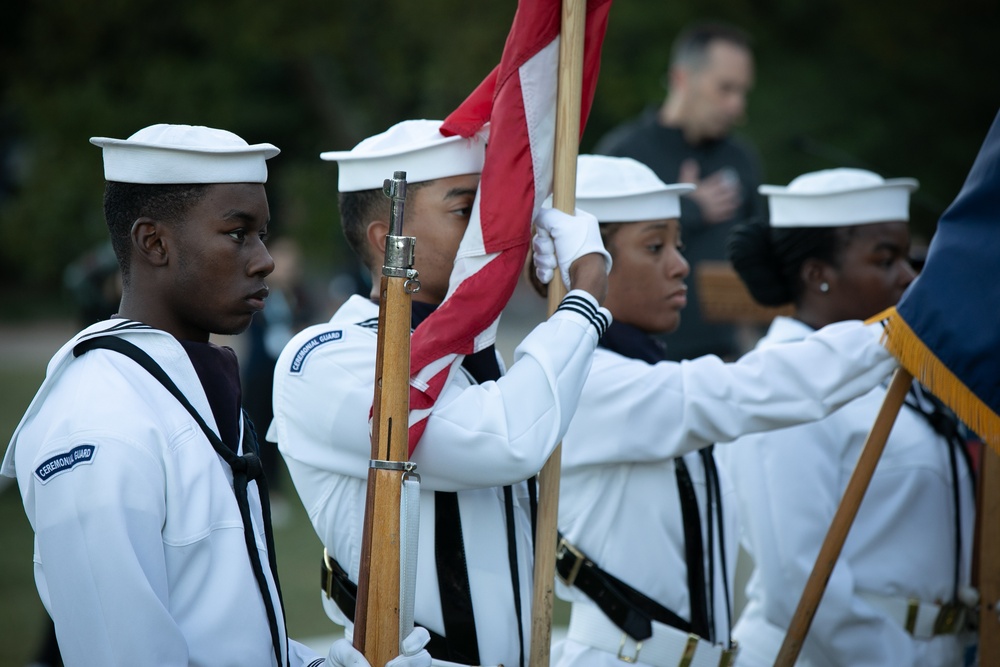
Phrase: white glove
[
  {"left": 326, "top": 628, "right": 431, "bottom": 667},
  {"left": 388, "top": 628, "right": 432, "bottom": 667},
  {"left": 533, "top": 206, "right": 612, "bottom": 289}
]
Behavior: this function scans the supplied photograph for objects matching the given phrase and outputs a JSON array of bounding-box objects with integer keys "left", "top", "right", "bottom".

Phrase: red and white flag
[{"left": 406, "top": 0, "right": 612, "bottom": 454}]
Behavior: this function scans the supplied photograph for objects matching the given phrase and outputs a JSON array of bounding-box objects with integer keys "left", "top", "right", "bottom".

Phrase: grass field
[{"left": 1, "top": 364, "right": 49, "bottom": 667}]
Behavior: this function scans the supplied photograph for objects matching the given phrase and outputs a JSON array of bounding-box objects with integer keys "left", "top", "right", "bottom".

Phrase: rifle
[{"left": 354, "top": 171, "right": 421, "bottom": 666}]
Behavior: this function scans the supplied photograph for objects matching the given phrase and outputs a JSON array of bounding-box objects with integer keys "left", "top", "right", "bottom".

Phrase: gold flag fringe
[{"left": 868, "top": 306, "right": 1000, "bottom": 455}]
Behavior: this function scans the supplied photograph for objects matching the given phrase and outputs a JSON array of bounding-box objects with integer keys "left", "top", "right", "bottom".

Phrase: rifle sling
[
  {"left": 555, "top": 532, "right": 690, "bottom": 640},
  {"left": 675, "top": 452, "right": 712, "bottom": 640}
]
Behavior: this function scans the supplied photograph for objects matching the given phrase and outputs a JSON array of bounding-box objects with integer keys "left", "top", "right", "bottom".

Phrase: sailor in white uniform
[
  {"left": 2, "top": 124, "right": 428, "bottom": 667},
  {"left": 269, "top": 120, "right": 612, "bottom": 667},
  {"left": 550, "top": 156, "right": 900, "bottom": 667},
  {"left": 722, "top": 169, "right": 977, "bottom": 666}
]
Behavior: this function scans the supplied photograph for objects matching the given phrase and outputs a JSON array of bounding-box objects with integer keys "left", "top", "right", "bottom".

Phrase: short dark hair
[
  {"left": 103, "top": 181, "right": 209, "bottom": 284},
  {"left": 670, "top": 21, "right": 752, "bottom": 71},
  {"left": 599, "top": 222, "right": 624, "bottom": 257},
  {"left": 338, "top": 181, "right": 429, "bottom": 270}
]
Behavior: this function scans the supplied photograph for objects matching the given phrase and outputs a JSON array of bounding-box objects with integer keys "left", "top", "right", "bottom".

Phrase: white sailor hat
[
  {"left": 761, "top": 168, "right": 918, "bottom": 228},
  {"left": 90, "top": 124, "right": 279, "bottom": 185},
  {"left": 320, "top": 119, "right": 487, "bottom": 192},
  {"left": 574, "top": 154, "right": 694, "bottom": 222}
]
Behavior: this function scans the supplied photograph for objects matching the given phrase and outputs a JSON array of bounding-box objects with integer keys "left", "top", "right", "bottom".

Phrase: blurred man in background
[{"left": 596, "top": 21, "right": 763, "bottom": 360}]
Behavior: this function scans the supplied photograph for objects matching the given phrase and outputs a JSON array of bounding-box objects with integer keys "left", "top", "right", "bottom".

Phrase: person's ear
[
  {"left": 667, "top": 65, "right": 687, "bottom": 92},
  {"left": 366, "top": 219, "right": 390, "bottom": 259},
  {"left": 800, "top": 257, "right": 834, "bottom": 294},
  {"left": 131, "top": 217, "right": 169, "bottom": 268}
]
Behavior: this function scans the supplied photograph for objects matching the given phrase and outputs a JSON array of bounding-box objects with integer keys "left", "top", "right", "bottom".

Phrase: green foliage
[
  {"left": 1, "top": 0, "right": 997, "bottom": 298},
  {"left": 584, "top": 0, "right": 999, "bottom": 238}
]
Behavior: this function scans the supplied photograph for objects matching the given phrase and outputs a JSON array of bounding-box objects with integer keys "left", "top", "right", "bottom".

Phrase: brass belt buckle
[
  {"left": 904, "top": 598, "right": 920, "bottom": 634},
  {"left": 678, "top": 634, "right": 699, "bottom": 667},
  {"left": 616, "top": 633, "right": 642, "bottom": 663},
  {"left": 933, "top": 602, "right": 963, "bottom": 635},
  {"left": 556, "top": 537, "right": 587, "bottom": 587},
  {"left": 322, "top": 548, "right": 336, "bottom": 599},
  {"left": 719, "top": 640, "right": 739, "bottom": 667}
]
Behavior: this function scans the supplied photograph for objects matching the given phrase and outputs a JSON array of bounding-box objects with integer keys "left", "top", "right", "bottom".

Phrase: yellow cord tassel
[{"left": 868, "top": 306, "right": 1000, "bottom": 455}]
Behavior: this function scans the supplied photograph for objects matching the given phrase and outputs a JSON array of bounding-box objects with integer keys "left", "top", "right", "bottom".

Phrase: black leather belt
[
  {"left": 555, "top": 533, "right": 691, "bottom": 642},
  {"left": 321, "top": 549, "right": 358, "bottom": 622},
  {"left": 321, "top": 550, "right": 463, "bottom": 660}
]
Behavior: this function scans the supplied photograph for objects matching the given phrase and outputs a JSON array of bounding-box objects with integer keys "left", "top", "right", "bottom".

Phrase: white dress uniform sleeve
[
  {"left": 25, "top": 433, "right": 188, "bottom": 665},
  {"left": 410, "top": 298, "right": 606, "bottom": 490},
  {"left": 273, "top": 293, "right": 607, "bottom": 663},
  {"left": 273, "top": 292, "right": 607, "bottom": 493},
  {"left": 562, "top": 319, "right": 896, "bottom": 467}
]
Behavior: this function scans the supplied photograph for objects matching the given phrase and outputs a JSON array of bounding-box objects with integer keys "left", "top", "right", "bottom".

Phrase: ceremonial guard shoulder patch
[
  {"left": 289, "top": 330, "right": 343, "bottom": 374},
  {"left": 35, "top": 444, "right": 97, "bottom": 484}
]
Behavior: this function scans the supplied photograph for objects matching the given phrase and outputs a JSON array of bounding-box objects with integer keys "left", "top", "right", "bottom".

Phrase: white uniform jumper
[
  {"left": 553, "top": 318, "right": 899, "bottom": 667},
  {"left": 2, "top": 319, "right": 322, "bottom": 667},
  {"left": 720, "top": 316, "right": 976, "bottom": 667},
  {"left": 270, "top": 292, "right": 610, "bottom": 667}
]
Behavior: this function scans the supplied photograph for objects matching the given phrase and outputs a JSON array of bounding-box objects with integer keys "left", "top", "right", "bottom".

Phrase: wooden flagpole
[
  {"left": 774, "top": 368, "right": 912, "bottom": 667},
  {"left": 976, "top": 443, "right": 1000, "bottom": 665},
  {"left": 529, "top": 0, "right": 585, "bottom": 664}
]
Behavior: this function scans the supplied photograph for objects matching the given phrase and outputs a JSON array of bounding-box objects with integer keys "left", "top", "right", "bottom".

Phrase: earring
[{"left": 820, "top": 282, "right": 830, "bottom": 293}]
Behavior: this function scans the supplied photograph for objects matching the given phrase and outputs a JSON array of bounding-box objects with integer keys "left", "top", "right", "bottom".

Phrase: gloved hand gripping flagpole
[{"left": 354, "top": 171, "right": 422, "bottom": 666}]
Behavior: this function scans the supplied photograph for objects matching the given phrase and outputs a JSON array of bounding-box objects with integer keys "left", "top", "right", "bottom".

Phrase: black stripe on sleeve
[{"left": 557, "top": 294, "right": 610, "bottom": 338}]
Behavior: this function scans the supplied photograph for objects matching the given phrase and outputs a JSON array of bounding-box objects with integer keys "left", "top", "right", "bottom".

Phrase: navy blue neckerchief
[
  {"left": 179, "top": 339, "right": 242, "bottom": 452},
  {"left": 598, "top": 318, "right": 668, "bottom": 365},
  {"left": 598, "top": 320, "right": 723, "bottom": 642}
]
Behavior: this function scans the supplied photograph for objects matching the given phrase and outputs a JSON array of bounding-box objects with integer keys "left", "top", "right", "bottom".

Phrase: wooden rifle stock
[{"left": 354, "top": 171, "right": 419, "bottom": 666}]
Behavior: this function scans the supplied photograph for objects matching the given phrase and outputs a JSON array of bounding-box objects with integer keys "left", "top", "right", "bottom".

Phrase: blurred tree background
[{"left": 0, "top": 0, "right": 997, "bottom": 318}]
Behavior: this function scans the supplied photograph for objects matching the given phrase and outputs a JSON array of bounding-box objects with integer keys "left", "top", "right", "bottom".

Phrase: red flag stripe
[{"left": 407, "top": 0, "right": 612, "bottom": 455}]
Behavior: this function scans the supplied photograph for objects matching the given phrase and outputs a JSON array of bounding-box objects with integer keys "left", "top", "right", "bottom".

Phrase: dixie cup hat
[
  {"left": 90, "top": 123, "right": 279, "bottom": 184},
  {"left": 320, "top": 119, "right": 488, "bottom": 192},
  {"left": 573, "top": 154, "right": 694, "bottom": 222},
  {"left": 761, "top": 168, "right": 918, "bottom": 227}
]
